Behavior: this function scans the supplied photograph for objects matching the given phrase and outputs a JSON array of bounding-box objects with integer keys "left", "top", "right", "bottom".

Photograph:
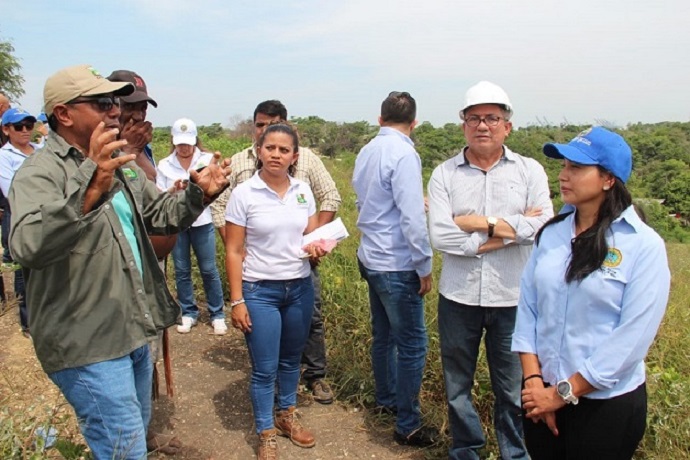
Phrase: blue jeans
[
  {"left": 438, "top": 296, "right": 527, "bottom": 460},
  {"left": 243, "top": 277, "right": 314, "bottom": 433},
  {"left": 49, "top": 345, "right": 153, "bottom": 460},
  {"left": 171, "top": 223, "right": 224, "bottom": 320},
  {"left": 358, "top": 260, "right": 428, "bottom": 436}
]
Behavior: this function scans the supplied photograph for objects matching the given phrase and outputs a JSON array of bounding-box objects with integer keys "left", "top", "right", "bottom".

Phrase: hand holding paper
[{"left": 300, "top": 217, "right": 349, "bottom": 258}]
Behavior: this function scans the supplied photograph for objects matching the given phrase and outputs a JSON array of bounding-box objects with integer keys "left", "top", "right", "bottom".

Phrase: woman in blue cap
[
  {"left": 511, "top": 127, "right": 670, "bottom": 459},
  {"left": 34, "top": 112, "right": 49, "bottom": 148},
  {"left": 0, "top": 108, "right": 39, "bottom": 336}
]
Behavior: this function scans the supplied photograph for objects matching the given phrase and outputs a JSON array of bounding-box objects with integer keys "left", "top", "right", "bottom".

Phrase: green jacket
[{"left": 8, "top": 131, "right": 206, "bottom": 374}]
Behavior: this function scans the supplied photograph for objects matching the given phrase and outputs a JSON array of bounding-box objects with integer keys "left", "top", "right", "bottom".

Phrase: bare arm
[
  {"left": 226, "top": 222, "right": 251, "bottom": 333},
  {"left": 317, "top": 210, "right": 336, "bottom": 227}
]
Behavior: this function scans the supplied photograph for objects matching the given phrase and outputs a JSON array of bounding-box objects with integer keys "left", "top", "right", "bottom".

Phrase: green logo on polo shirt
[
  {"left": 122, "top": 168, "right": 138, "bottom": 180},
  {"left": 297, "top": 194, "right": 307, "bottom": 204}
]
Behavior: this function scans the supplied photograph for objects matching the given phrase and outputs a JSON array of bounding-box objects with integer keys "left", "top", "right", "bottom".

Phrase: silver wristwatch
[{"left": 556, "top": 379, "right": 579, "bottom": 405}]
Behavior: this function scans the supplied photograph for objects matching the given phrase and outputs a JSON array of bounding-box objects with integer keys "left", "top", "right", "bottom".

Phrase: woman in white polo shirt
[
  {"left": 225, "top": 123, "right": 324, "bottom": 459},
  {"left": 156, "top": 118, "right": 226, "bottom": 336}
]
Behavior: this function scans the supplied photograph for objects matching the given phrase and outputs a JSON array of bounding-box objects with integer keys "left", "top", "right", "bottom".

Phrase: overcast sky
[{"left": 3, "top": 0, "right": 689, "bottom": 129}]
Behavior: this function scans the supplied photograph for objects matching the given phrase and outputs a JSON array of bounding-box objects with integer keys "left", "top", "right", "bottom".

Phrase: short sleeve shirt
[{"left": 225, "top": 172, "right": 316, "bottom": 281}]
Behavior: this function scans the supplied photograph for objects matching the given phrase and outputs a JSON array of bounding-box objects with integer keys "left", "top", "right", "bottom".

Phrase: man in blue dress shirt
[{"left": 352, "top": 91, "right": 437, "bottom": 447}]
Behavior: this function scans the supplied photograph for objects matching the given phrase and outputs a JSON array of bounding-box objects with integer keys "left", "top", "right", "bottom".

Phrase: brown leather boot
[
  {"left": 274, "top": 406, "right": 315, "bottom": 448},
  {"left": 258, "top": 429, "right": 278, "bottom": 460}
]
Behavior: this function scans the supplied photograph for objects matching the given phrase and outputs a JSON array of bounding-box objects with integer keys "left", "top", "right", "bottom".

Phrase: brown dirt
[{"left": 0, "top": 305, "right": 429, "bottom": 459}]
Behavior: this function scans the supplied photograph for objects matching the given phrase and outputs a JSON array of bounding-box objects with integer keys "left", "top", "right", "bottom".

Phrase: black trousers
[
  {"left": 525, "top": 383, "right": 647, "bottom": 460},
  {"left": 301, "top": 268, "right": 327, "bottom": 381}
]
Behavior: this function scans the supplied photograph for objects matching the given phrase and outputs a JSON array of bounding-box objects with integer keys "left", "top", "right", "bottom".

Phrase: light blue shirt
[
  {"left": 352, "top": 127, "right": 432, "bottom": 276},
  {"left": 0, "top": 142, "right": 38, "bottom": 197},
  {"left": 512, "top": 206, "right": 670, "bottom": 399}
]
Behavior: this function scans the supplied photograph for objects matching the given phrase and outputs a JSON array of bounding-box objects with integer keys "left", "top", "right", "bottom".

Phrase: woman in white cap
[
  {"left": 512, "top": 127, "right": 670, "bottom": 459},
  {"left": 156, "top": 118, "right": 227, "bottom": 335}
]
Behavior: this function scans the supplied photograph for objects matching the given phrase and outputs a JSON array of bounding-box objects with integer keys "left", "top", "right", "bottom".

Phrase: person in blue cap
[
  {"left": 33, "top": 112, "right": 49, "bottom": 148},
  {"left": 512, "top": 127, "right": 671, "bottom": 459},
  {"left": 0, "top": 107, "right": 38, "bottom": 336}
]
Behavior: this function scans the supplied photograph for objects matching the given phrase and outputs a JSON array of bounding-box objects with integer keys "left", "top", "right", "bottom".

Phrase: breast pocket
[{"left": 71, "top": 212, "right": 117, "bottom": 255}]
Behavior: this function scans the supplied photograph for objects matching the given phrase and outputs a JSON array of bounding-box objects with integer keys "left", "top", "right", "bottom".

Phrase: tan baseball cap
[{"left": 43, "top": 64, "right": 135, "bottom": 115}]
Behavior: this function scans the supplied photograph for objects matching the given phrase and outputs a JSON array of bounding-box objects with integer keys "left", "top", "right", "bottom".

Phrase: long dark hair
[
  {"left": 536, "top": 169, "right": 632, "bottom": 283},
  {"left": 256, "top": 123, "right": 299, "bottom": 176}
]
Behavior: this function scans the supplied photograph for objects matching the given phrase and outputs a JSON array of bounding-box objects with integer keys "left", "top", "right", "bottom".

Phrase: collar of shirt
[
  {"left": 248, "top": 170, "right": 299, "bottom": 192},
  {"left": 453, "top": 145, "right": 516, "bottom": 168},
  {"left": 43, "top": 131, "right": 83, "bottom": 159},
  {"left": 560, "top": 203, "right": 644, "bottom": 234},
  {"left": 378, "top": 126, "right": 414, "bottom": 147},
  {"left": 169, "top": 147, "right": 205, "bottom": 171},
  {"left": 0, "top": 142, "right": 32, "bottom": 158}
]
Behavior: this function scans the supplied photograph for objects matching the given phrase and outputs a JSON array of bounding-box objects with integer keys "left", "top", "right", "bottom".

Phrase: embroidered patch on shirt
[
  {"left": 122, "top": 168, "right": 138, "bottom": 180},
  {"left": 603, "top": 248, "right": 622, "bottom": 268},
  {"left": 297, "top": 194, "right": 307, "bottom": 204}
]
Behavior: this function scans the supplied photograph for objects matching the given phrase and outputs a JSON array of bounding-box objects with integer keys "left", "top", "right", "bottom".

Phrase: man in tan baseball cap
[
  {"left": 8, "top": 64, "right": 231, "bottom": 460},
  {"left": 43, "top": 64, "right": 134, "bottom": 116}
]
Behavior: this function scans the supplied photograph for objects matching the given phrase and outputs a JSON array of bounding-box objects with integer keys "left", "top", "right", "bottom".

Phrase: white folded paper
[{"left": 300, "top": 217, "right": 350, "bottom": 257}]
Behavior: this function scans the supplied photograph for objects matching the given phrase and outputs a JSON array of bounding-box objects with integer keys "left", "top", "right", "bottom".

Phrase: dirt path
[{"left": 0, "top": 309, "right": 428, "bottom": 459}]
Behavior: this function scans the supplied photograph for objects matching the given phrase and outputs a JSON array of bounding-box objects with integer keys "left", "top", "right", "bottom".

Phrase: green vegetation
[
  {"left": 157, "top": 117, "right": 688, "bottom": 458},
  {"left": 0, "top": 33, "right": 24, "bottom": 100},
  {"left": 155, "top": 118, "right": 690, "bottom": 241},
  {"left": 317, "top": 156, "right": 690, "bottom": 459},
  {"left": 4, "top": 119, "right": 688, "bottom": 458}
]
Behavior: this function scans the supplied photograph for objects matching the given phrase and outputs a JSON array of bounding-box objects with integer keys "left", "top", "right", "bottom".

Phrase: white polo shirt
[
  {"left": 156, "top": 148, "right": 213, "bottom": 227},
  {"left": 225, "top": 171, "right": 316, "bottom": 282}
]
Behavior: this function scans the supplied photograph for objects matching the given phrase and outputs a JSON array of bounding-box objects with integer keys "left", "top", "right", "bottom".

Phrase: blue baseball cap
[
  {"left": 1, "top": 108, "right": 37, "bottom": 126},
  {"left": 543, "top": 126, "right": 632, "bottom": 183},
  {"left": 37, "top": 112, "right": 48, "bottom": 123}
]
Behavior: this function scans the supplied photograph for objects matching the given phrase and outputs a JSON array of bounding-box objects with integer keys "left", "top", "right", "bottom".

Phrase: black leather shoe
[{"left": 393, "top": 425, "right": 439, "bottom": 447}]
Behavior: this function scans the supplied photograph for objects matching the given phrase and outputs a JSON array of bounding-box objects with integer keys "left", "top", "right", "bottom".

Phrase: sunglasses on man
[
  {"left": 67, "top": 95, "right": 120, "bottom": 113},
  {"left": 10, "top": 122, "right": 35, "bottom": 132}
]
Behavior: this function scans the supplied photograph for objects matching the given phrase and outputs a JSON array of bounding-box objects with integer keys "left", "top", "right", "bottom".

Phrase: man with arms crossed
[
  {"left": 428, "top": 81, "right": 553, "bottom": 459},
  {"left": 9, "top": 65, "right": 230, "bottom": 459},
  {"left": 353, "top": 91, "right": 437, "bottom": 447},
  {"left": 211, "top": 100, "right": 341, "bottom": 403}
]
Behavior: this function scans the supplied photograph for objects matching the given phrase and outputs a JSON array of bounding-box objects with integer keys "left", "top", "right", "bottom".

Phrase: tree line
[{"left": 153, "top": 118, "right": 690, "bottom": 242}]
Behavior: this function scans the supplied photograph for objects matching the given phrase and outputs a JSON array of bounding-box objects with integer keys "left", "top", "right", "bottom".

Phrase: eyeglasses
[
  {"left": 464, "top": 114, "right": 504, "bottom": 128},
  {"left": 11, "top": 122, "right": 35, "bottom": 132},
  {"left": 67, "top": 96, "right": 120, "bottom": 112}
]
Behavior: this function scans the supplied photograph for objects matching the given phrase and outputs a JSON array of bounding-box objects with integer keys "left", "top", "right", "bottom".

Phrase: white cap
[
  {"left": 460, "top": 81, "right": 513, "bottom": 119},
  {"left": 171, "top": 118, "right": 197, "bottom": 145}
]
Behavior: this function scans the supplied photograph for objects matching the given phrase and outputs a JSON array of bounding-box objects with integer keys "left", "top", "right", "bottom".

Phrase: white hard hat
[{"left": 460, "top": 81, "right": 513, "bottom": 119}]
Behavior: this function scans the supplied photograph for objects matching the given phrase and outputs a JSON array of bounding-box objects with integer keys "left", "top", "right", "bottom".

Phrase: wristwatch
[
  {"left": 487, "top": 216, "right": 498, "bottom": 238},
  {"left": 556, "top": 379, "right": 579, "bottom": 405}
]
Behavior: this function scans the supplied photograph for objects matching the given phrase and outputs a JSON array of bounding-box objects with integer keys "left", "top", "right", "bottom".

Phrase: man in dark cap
[
  {"left": 9, "top": 64, "right": 231, "bottom": 460},
  {"left": 107, "top": 70, "right": 158, "bottom": 181},
  {"left": 108, "top": 69, "right": 181, "bottom": 455}
]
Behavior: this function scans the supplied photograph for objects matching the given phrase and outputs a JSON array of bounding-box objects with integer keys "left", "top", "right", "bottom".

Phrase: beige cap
[{"left": 43, "top": 64, "right": 135, "bottom": 115}]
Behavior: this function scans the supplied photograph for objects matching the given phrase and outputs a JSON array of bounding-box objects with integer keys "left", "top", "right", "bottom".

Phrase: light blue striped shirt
[
  {"left": 353, "top": 127, "right": 432, "bottom": 276},
  {"left": 512, "top": 206, "right": 670, "bottom": 398},
  {"left": 428, "top": 147, "right": 553, "bottom": 306}
]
